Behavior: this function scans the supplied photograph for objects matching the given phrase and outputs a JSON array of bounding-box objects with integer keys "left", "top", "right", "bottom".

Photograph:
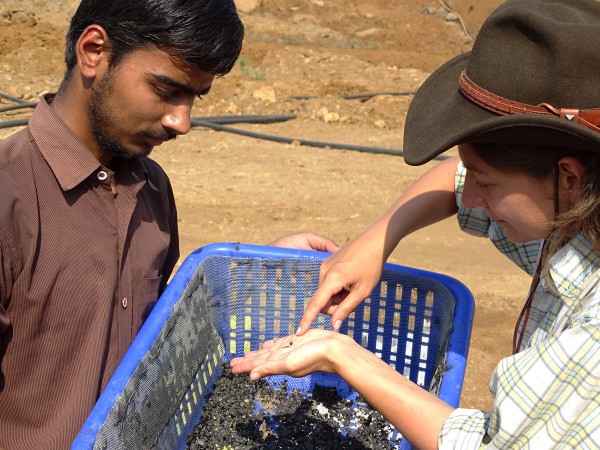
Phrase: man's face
[{"left": 88, "top": 47, "right": 215, "bottom": 162}]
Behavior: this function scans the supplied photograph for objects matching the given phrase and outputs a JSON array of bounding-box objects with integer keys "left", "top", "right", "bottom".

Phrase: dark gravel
[{"left": 186, "top": 363, "right": 402, "bottom": 449}]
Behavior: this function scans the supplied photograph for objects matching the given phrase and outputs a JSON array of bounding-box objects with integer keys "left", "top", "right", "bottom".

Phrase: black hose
[
  {"left": 0, "top": 114, "right": 296, "bottom": 130},
  {"left": 190, "top": 118, "right": 451, "bottom": 161},
  {"left": 0, "top": 114, "right": 449, "bottom": 161},
  {"left": 290, "top": 91, "right": 417, "bottom": 101},
  {"left": 0, "top": 119, "right": 29, "bottom": 129},
  {"left": 0, "top": 103, "right": 37, "bottom": 113},
  {"left": 343, "top": 91, "right": 417, "bottom": 100},
  {"left": 0, "top": 92, "right": 448, "bottom": 160},
  {"left": 0, "top": 93, "right": 30, "bottom": 105},
  {"left": 191, "top": 114, "right": 296, "bottom": 125}
]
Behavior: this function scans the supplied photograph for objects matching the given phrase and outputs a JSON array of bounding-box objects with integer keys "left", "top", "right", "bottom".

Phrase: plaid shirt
[{"left": 438, "top": 163, "right": 600, "bottom": 449}]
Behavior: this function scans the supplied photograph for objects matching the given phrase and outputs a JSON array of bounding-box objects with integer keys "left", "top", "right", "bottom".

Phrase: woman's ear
[
  {"left": 557, "top": 156, "right": 586, "bottom": 200},
  {"left": 75, "top": 25, "right": 110, "bottom": 80}
]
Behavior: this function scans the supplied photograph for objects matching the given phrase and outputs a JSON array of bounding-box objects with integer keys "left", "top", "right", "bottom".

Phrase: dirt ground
[{"left": 0, "top": 0, "right": 531, "bottom": 412}]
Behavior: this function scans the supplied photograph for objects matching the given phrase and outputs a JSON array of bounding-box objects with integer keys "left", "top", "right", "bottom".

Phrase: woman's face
[{"left": 458, "top": 143, "right": 556, "bottom": 243}]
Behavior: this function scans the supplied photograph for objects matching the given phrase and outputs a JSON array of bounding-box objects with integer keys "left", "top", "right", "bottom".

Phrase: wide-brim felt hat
[{"left": 403, "top": 0, "right": 600, "bottom": 166}]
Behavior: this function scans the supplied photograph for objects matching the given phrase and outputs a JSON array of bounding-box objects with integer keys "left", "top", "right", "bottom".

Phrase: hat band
[{"left": 459, "top": 70, "right": 600, "bottom": 133}]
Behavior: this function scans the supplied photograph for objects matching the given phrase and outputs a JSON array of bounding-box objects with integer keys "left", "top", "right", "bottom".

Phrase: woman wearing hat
[{"left": 231, "top": 0, "right": 600, "bottom": 447}]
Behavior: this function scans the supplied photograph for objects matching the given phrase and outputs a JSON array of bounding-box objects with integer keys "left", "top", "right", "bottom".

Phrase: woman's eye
[{"left": 475, "top": 179, "right": 490, "bottom": 188}]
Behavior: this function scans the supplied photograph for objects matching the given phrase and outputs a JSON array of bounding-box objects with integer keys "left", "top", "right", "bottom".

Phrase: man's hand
[{"left": 268, "top": 232, "right": 339, "bottom": 253}]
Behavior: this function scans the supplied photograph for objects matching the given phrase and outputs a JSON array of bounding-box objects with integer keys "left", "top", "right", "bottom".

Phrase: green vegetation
[{"left": 238, "top": 57, "right": 266, "bottom": 80}]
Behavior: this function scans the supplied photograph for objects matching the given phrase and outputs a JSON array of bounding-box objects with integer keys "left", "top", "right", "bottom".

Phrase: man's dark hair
[{"left": 64, "top": 0, "right": 244, "bottom": 79}]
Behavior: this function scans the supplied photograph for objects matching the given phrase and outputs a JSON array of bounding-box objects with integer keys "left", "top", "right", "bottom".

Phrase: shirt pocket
[{"left": 134, "top": 274, "right": 163, "bottom": 332}]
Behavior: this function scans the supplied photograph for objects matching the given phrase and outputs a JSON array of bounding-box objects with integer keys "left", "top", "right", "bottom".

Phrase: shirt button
[
  {"left": 122, "top": 298, "right": 128, "bottom": 308},
  {"left": 97, "top": 170, "right": 108, "bottom": 181}
]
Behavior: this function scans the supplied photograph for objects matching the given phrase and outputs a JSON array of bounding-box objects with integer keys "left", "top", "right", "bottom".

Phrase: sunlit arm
[
  {"left": 298, "top": 155, "right": 462, "bottom": 334},
  {"left": 334, "top": 339, "right": 453, "bottom": 450}
]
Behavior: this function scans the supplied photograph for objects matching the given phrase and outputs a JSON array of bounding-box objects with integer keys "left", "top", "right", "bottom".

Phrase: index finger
[{"left": 296, "top": 282, "right": 340, "bottom": 335}]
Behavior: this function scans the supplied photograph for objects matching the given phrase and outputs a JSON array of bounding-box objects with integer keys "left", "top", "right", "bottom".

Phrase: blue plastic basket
[{"left": 72, "top": 242, "right": 474, "bottom": 450}]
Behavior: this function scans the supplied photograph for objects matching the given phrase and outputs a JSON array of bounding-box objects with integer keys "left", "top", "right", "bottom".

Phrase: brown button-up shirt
[{"left": 0, "top": 96, "right": 180, "bottom": 449}]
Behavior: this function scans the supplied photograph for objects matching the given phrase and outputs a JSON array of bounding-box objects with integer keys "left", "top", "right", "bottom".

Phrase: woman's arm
[{"left": 298, "top": 156, "right": 461, "bottom": 334}]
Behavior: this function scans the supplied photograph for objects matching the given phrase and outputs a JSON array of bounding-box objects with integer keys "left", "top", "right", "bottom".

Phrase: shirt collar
[
  {"left": 28, "top": 94, "right": 102, "bottom": 191},
  {"left": 546, "top": 233, "right": 600, "bottom": 303},
  {"left": 29, "top": 94, "right": 153, "bottom": 192},
  {"left": 114, "top": 157, "right": 157, "bottom": 193}
]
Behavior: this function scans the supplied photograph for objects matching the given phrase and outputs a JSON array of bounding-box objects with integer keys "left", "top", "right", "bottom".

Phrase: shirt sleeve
[
  {"left": 0, "top": 173, "right": 14, "bottom": 367},
  {"left": 0, "top": 240, "right": 11, "bottom": 365},
  {"left": 454, "top": 162, "right": 541, "bottom": 276},
  {"left": 159, "top": 175, "right": 180, "bottom": 295},
  {"left": 438, "top": 409, "right": 489, "bottom": 449},
  {"left": 0, "top": 260, "right": 12, "bottom": 376},
  {"left": 455, "top": 161, "right": 492, "bottom": 238},
  {"left": 438, "top": 287, "right": 600, "bottom": 449}
]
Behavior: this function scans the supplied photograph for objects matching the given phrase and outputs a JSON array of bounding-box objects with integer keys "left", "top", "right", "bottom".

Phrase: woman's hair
[
  {"left": 471, "top": 142, "right": 600, "bottom": 283},
  {"left": 63, "top": 0, "right": 244, "bottom": 80}
]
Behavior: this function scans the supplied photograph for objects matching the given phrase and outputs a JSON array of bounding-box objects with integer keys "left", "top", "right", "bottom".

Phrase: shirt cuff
[
  {"left": 438, "top": 408, "right": 489, "bottom": 450},
  {"left": 455, "top": 161, "right": 491, "bottom": 238}
]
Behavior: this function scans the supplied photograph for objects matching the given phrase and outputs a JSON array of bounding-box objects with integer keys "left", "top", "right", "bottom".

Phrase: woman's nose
[{"left": 462, "top": 176, "right": 486, "bottom": 209}]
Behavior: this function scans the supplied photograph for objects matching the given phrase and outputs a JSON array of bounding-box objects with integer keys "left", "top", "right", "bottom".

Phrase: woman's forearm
[
  {"left": 231, "top": 330, "right": 454, "bottom": 448},
  {"left": 297, "top": 156, "right": 462, "bottom": 334},
  {"left": 360, "top": 155, "right": 460, "bottom": 261},
  {"left": 332, "top": 340, "right": 454, "bottom": 450},
  {"left": 333, "top": 155, "right": 461, "bottom": 446}
]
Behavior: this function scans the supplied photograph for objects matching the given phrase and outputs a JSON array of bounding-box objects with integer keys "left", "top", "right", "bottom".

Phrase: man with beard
[{"left": 0, "top": 1, "right": 336, "bottom": 448}]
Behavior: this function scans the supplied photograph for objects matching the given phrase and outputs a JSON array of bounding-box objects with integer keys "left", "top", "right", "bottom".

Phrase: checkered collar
[{"left": 545, "top": 233, "right": 600, "bottom": 304}]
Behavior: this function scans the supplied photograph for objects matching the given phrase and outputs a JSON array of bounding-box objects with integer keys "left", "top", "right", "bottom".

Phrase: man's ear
[
  {"left": 557, "top": 156, "right": 586, "bottom": 200},
  {"left": 75, "top": 25, "right": 110, "bottom": 79}
]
